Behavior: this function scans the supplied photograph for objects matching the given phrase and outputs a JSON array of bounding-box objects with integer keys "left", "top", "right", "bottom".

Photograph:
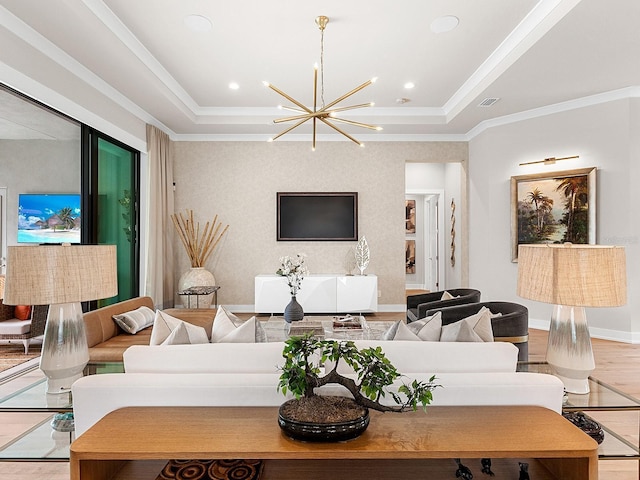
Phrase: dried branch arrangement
[{"left": 171, "top": 209, "right": 229, "bottom": 267}]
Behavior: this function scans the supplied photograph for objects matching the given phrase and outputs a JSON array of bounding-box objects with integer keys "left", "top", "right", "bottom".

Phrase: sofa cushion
[
  {"left": 0, "top": 318, "right": 31, "bottom": 335},
  {"left": 112, "top": 306, "right": 155, "bottom": 334},
  {"left": 333, "top": 340, "right": 518, "bottom": 375},
  {"left": 87, "top": 329, "right": 152, "bottom": 363},
  {"left": 211, "top": 306, "right": 267, "bottom": 343},
  {"left": 123, "top": 342, "right": 287, "bottom": 374},
  {"left": 150, "top": 311, "right": 209, "bottom": 345}
]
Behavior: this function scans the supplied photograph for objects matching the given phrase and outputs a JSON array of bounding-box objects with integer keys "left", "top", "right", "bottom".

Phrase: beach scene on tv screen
[{"left": 18, "top": 194, "right": 81, "bottom": 244}]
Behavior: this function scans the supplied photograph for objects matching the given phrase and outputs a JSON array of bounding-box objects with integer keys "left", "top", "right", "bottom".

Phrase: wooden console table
[{"left": 70, "top": 405, "right": 598, "bottom": 480}]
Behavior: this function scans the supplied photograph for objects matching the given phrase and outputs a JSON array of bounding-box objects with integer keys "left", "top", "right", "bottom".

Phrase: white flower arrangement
[{"left": 276, "top": 253, "right": 309, "bottom": 296}]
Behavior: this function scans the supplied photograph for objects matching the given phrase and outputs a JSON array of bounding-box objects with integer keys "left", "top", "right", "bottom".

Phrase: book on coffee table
[
  {"left": 332, "top": 315, "right": 363, "bottom": 330},
  {"left": 288, "top": 321, "right": 324, "bottom": 338}
]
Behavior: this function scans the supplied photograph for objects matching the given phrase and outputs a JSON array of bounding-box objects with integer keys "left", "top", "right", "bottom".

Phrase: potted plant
[{"left": 277, "top": 334, "right": 439, "bottom": 441}]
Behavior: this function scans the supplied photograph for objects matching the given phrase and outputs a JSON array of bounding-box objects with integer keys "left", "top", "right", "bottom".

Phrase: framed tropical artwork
[{"left": 510, "top": 167, "right": 596, "bottom": 261}]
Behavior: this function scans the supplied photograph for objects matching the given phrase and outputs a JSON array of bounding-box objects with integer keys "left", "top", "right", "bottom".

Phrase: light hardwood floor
[{"left": 1, "top": 317, "right": 639, "bottom": 479}]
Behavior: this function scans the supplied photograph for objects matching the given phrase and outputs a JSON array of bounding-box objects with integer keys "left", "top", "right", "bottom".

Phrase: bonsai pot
[{"left": 278, "top": 396, "right": 370, "bottom": 442}]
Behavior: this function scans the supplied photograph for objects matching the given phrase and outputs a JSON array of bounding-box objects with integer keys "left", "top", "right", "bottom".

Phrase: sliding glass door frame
[{"left": 82, "top": 125, "right": 141, "bottom": 302}]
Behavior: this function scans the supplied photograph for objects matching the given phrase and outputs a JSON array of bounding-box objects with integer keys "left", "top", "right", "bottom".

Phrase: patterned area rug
[
  {"left": 156, "top": 459, "right": 263, "bottom": 480},
  {"left": 0, "top": 344, "right": 41, "bottom": 373}
]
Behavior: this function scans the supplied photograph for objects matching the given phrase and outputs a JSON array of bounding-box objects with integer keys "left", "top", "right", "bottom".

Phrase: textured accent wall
[{"left": 172, "top": 141, "right": 467, "bottom": 309}]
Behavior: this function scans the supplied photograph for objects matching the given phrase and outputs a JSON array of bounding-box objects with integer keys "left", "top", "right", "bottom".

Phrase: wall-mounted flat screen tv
[
  {"left": 277, "top": 192, "right": 358, "bottom": 241},
  {"left": 17, "top": 193, "right": 81, "bottom": 244}
]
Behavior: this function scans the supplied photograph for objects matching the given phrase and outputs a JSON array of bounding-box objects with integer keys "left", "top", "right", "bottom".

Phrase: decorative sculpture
[
  {"left": 450, "top": 198, "right": 456, "bottom": 268},
  {"left": 355, "top": 235, "right": 370, "bottom": 275}
]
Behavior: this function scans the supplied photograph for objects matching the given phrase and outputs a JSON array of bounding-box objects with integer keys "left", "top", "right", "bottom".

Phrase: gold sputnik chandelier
[{"left": 263, "top": 15, "right": 381, "bottom": 150}]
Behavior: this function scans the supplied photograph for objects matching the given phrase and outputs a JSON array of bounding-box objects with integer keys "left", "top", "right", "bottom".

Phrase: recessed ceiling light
[
  {"left": 184, "top": 14, "right": 213, "bottom": 32},
  {"left": 404, "top": 82, "right": 415, "bottom": 89},
  {"left": 396, "top": 98, "right": 411, "bottom": 104},
  {"left": 229, "top": 82, "right": 239, "bottom": 90},
  {"left": 430, "top": 15, "right": 459, "bottom": 34}
]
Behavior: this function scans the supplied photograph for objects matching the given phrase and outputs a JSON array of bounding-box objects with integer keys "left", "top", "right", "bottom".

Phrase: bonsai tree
[{"left": 278, "top": 335, "right": 438, "bottom": 423}]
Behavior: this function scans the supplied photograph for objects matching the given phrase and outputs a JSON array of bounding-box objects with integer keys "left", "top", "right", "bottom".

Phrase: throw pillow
[
  {"left": 406, "top": 311, "right": 443, "bottom": 341},
  {"left": 382, "top": 312, "right": 443, "bottom": 341},
  {"left": 112, "top": 306, "right": 155, "bottom": 334},
  {"left": 210, "top": 306, "right": 267, "bottom": 343},
  {"left": 440, "top": 291, "right": 459, "bottom": 300},
  {"left": 14, "top": 305, "right": 32, "bottom": 320},
  {"left": 150, "top": 310, "right": 209, "bottom": 345},
  {"left": 440, "top": 306, "right": 494, "bottom": 342}
]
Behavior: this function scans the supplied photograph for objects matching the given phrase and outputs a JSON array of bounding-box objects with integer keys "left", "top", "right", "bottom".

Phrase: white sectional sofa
[{"left": 72, "top": 340, "right": 564, "bottom": 436}]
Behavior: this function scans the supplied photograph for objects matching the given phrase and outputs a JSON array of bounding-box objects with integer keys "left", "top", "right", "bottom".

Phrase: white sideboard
[{"left": 254, "top": 274, "right": 378, "bottom": 314}]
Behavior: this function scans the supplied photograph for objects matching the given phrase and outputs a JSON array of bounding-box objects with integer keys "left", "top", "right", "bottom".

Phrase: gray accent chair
[
  {"left": 406, "top": 288, "right": 481, "bottom": 323},
  {"left": 426, "top": 301, "right": 529, "bottom": 361}
]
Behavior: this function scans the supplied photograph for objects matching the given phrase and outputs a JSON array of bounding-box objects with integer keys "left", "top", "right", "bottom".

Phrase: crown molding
[{"left": 466, "top": 86, "right": 640, "bottom": 140}]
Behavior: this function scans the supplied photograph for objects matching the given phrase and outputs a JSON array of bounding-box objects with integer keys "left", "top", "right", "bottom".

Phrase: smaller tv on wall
[
  {"left": 277, "top": 192, "right": 358, "bottom": 241},
  {"left": 17, "top": 193, "right": 81, "bottom": 244}
]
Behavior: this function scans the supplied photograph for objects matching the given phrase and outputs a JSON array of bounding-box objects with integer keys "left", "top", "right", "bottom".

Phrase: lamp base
[
  {"left": 39, "top": 302, "right": 89, "bottom": 395},
  {"left": 45, "top": 373, "right": 83, "bottom": 394},
  {"left": 550, "top": 370, "right": 591, "bottom": 395},
  {"left": 546, "top": 304, "right": 595, "bottom": 394}
]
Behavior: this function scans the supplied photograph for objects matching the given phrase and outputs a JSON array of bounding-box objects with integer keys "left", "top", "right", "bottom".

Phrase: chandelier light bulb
[{"left": 262, "top": 81, "right": 270, "bottom": 87}]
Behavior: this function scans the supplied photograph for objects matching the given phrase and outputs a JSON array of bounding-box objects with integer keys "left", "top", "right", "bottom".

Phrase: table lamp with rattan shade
[
  {"left": 3, "top": 244, "right": 117, "bottom": 394},
  {"left": 517, "top": 244, "right": 626, "bottom": 394}
]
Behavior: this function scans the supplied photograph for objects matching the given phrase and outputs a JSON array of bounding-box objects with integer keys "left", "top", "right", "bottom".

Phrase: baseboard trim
[{"left": 529, "top": 317, "right": 638, "bottom": 344}]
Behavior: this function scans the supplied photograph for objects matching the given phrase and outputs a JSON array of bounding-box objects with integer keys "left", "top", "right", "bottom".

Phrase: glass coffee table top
[
  {"left": 519, "top": 361, "right": 640, "bottom": 460},
  {"left": 0, "top": 361, "right": 124, "bottom": 461},
  {"left": 519, "top": 362, "right": 640, "bottom": 410},
  {"left": 262, "top": 315, "right": 395, "bottom": 342}
]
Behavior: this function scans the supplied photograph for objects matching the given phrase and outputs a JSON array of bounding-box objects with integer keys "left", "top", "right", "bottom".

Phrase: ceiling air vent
[{"left": 478, "top": 97, "right": 500, "bottom": 107}]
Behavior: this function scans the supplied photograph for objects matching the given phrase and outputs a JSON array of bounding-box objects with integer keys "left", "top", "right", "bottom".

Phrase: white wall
[{"left": 469, "top": 99, "right": 638, "bottom": 341}]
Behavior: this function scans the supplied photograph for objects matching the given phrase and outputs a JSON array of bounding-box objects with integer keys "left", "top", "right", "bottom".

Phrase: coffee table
[
  {"left": 70, "top": 405, "right": 598, "bottom": 480},
  {"left": 262, "top": 315, "right": 395, "bottom": 342},
  {"left": 0, "top": 361, "right": 123, "bottom": 461}
]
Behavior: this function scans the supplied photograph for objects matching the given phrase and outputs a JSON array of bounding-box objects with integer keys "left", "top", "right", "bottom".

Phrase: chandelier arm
[
  {"left": 266, "top": 84, "right": 313, "bottom": 113},
  {"left": 274, "top": 111, "right": 329, "bottom": 124},
  {"left": 327, "top": 103, "right": 374, "bottom": 114},
  {"left": 319, "top": 79, "right": 374, "bottom": 112},
  {"left": 319, "top": 117, "right": 363, "bottom": 146},
  {"left": 271, "top": 118, "right": 311, "bottom": 141},
  {"left": 327, "top": 117, "right": 380, "bottom": 131}
]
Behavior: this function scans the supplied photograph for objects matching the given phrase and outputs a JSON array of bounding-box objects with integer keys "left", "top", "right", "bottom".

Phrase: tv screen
[
  {"left": 277, "top": 192, "right": 358, "bottom": 241},
  {"left": 18, "top": 193, "right": 81, "bottom": 244}
]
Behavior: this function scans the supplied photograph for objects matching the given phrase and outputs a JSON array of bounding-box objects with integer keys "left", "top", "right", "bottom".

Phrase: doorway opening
[{"left": 405, "top": 189, "right": 444, "bottom": 292}]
